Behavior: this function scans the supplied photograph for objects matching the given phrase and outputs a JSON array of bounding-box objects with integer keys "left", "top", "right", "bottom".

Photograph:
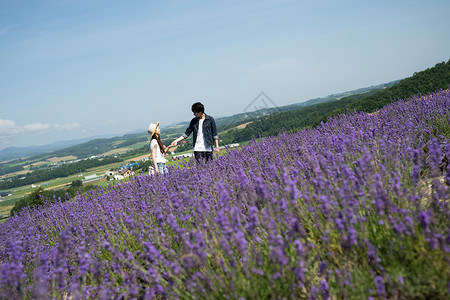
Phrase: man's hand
[
  {"left": 215, "top": 148, "right": 220, "bottom": 155},
  {"left": 171, "top": 141, "right": 178, "bottom": 147}
]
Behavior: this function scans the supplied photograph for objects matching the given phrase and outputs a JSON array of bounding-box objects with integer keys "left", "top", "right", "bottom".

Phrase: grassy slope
[{"left": 1, "top": 61, "right": 449, "bottom": 218}]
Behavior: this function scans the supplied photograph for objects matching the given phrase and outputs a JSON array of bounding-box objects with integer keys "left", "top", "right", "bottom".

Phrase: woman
[{"left": 148, "top": 122, "right": 168, "bottom": 175}]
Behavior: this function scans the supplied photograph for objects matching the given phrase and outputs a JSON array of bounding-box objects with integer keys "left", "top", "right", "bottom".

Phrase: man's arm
[
  {"left": 211, "top": 117, "right": 218, "bottom": 141},
  {"left": 171, "top": 119, "right": 193, "bottom": 146},
  {"left": 171, "top": 135, "right": 185, "bottom": 146},
  {"left": 211, "top": 117, "right": 220, "bottom": 154}
]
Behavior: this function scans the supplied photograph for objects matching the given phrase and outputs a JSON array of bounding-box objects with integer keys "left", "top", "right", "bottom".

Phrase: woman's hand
[{"left": 164, "top": 145, "right": 173, "bottom": 154}]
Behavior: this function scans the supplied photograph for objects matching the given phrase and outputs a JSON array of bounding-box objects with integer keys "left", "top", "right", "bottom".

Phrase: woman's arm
[{"left": 151, "top": 143, "right": 159, "bottom": 174}]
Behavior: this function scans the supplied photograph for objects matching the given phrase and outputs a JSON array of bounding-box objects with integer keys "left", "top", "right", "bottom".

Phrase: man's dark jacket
[{"left": 182, "top": 114, "right": 218, "bottom": 150}]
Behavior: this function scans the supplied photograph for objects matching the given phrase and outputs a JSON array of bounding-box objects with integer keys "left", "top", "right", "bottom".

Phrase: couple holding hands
[{"left": 147, "top": 102, "right": 220, "bottom": 175}]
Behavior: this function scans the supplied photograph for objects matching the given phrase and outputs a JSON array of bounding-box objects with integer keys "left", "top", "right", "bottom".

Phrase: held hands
[
  {"left": 215, "top": 148, "right": 220, "bottom": 155},
  {"left": 170, "top": 141, "right": 178, "bottom": 147},
  {"left": 165, "top": 144, "right": 177, "bottom": 154}
]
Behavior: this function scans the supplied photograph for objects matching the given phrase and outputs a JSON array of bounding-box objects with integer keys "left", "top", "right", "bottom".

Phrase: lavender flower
[
  {"left": 0, "top": 90, "right": 449, "bottom": 298},
  {"left": 374, "top": 275, "right": 386, "bottom": 297}
]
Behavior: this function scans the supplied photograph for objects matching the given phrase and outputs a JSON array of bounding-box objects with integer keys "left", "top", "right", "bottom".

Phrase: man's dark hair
[{"left": 191, "top": 102, "right": 204, "bottom": 114}]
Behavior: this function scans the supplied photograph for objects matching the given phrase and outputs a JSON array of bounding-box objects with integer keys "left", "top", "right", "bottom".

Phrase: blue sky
[{"left": 0, "top": 0, "right": 449, "bottom": 150}]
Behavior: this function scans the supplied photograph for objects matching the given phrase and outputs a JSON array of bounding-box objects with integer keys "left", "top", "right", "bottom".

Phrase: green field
[
  {"left": 0, "top": 142, "right": 246, "bottom": 221},
  {"left": 0, "top": 152, "right": 178, "bottom": 217}
]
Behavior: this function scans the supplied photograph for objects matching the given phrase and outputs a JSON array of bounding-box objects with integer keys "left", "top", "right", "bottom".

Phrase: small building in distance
[
  {"left": 122, "top": 169, "right": 134, "bottom": 177},
  {"left": 82, "top": 174, "right": 103, "bottom": 183},
  {"left": 218, "top": 143, "right": 240, "bottom": 150},
  {"left": 119, "top": 162, "right": 139, "bottom": 170},
  {"left": 171, "top": 153, "right": 194, "bottom": 161},
  {"left": 0, "top": 192, "right": 11, "bottom": 198},
  {"left": 104, "top": 171, "right": 114, "bottom": 177},
  {"left": 114, "top": 174, "right": 125, "bottom": 180}
]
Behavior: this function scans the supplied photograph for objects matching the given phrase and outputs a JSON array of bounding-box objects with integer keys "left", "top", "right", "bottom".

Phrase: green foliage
[
  {"left": 431, "top": 114, "right": 450, "bottom": 140},
  {"left": 221, "top": 60, "right": 450, "bottom": 144},
  {"left": 71, "top": 180, "right": 83, "bottom": 188},
  {"left": 173, "top": 141, "right": 192, "bottom": 152},
  {"left": 10, "top": 188, "right": 63, "bottom": 216},
  {"left": 0, "top": 164, "right": 24, "bottom": 176},
  {"left": 133, "top": 160, "right": 152, "bottom": 172},
  {"left": 120, "top": 145, "right": 148, "bottom": 158},
  {"left": 348, "top": 60, "right": 450, "bottom": 113},
  {"left": 10, "top": 182, "right": 98, "bottom": 216}
]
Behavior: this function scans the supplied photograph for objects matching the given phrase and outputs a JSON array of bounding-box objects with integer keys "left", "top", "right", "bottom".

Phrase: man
[{"left": 171, "top": 102, "right": 220, "bottom": 163}]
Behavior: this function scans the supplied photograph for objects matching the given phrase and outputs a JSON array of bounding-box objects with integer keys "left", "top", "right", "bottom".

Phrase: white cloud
[
  {"left": 22, "top": 122, "right": 53, "bottom": 132},
  {"left": 54, "top": 123, "right": 82, "bottom": 131},
  {"left": 0, "top": 119, "right": 18, "bottom": 135},
  {"left": 0, "top": 119, "right": 81, "bottom": 138}
]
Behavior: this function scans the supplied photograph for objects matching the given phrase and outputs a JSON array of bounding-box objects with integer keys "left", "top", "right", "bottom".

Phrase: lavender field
[{"left": 1, "top": 90, "right": 449, "bottom": 299}]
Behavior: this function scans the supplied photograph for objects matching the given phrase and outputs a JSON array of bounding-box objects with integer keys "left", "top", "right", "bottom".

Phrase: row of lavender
[{"left": 1, "top": 91, "right": 449, "bottom": 299}]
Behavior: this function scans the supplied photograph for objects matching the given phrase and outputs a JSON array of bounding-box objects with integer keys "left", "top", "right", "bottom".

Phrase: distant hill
[
  {"left": 0, "top": 76, "right": 417, "bottom": 165},
  {"left": 0, "top": 135, "right": 115, "bottom": 162},
  {"left": 0, "top": 80, "right": 401, "bottom": 165},
  {"left": 0, "top": 130, "right": 149, "bottom": 163},
  {"left": 213, "top": 80, "right": 400, "bottom": 131},
  {"left": 220, "top": 60, "right": 450, "bottom": 143}
]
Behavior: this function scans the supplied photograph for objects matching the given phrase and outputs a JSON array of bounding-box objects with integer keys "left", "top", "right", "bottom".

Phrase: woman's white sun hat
[{"left": 147, "top": 121, "right": 159, "bottom": 137}]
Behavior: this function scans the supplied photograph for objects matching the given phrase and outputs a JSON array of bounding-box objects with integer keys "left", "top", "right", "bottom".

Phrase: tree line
[
  {"left": 0, "top": 164, "right": 24, "bottom": 176},
  {"left": 9, "top": 180, "right": 99, "bottom": 217},
  {"left": 219, "top": 60, "right": 450, "bottom": 144}
]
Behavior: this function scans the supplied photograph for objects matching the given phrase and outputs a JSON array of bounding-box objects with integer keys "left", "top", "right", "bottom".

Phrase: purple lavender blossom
[
  {"left": 418, "top": 211, "right": 431, "bottom": 229},
  {"left": 374, "top": 275, "right": 386, "bottom": 297},
  {"left": 0, "top": 90, "right": 449, "bottom": 298},
  {"left": 320, "top": 279, "right": 331, "bottom": 300}
]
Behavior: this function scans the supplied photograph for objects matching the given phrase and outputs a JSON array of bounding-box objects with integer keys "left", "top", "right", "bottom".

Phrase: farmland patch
[
  {"left": 47, "top": 155, "right": 77, "bottom": 163},
  {"left": 235, "top": 121, "right": 253, "bottom": 129}
]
